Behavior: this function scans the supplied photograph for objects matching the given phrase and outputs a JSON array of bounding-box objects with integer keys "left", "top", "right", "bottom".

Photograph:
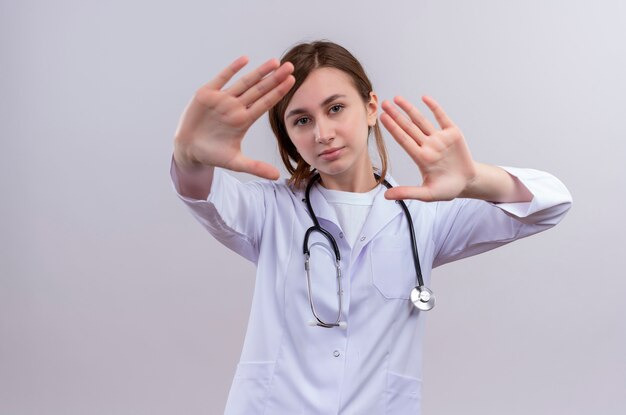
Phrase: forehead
[{"left": 287, "top": 67, "right": 359, "bottom": 108}]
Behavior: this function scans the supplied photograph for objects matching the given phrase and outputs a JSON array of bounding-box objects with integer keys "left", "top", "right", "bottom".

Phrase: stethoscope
[{"left": 303, "top": 173, "right": 435, "bottom": 329}]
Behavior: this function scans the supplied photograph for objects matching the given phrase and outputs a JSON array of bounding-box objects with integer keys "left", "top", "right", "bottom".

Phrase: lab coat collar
[
  {"left": 305, "top": 183, "right": 341, "bottom": 229},
  {"left": 353, "top": 174, "right": 405, "bottom": 255},
  {"left": 295, "top": 173, "right": 407, "bottom": 244}
]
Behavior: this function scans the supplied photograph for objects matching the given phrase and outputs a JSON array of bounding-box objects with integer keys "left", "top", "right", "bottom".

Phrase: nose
[{"left": 314, "top": 120, "right": 334, "bottom": 144}]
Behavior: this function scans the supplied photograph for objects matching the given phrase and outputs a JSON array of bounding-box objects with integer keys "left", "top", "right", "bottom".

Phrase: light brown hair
[{"left": 268, "top": 40, "right": 388, "bottom": 188}]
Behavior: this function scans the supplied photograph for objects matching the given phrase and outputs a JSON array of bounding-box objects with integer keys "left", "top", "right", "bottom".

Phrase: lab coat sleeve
[
  {"left": 432, "top": 166, "right": 572, "bottom": 268},
  {"left": 170, "top": 157, "right": 268, "bottom": 263}
]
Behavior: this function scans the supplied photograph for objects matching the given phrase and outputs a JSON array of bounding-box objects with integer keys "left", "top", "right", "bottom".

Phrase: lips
[{"left": 319, "top": 147, "right": 344, "bottom": 160}]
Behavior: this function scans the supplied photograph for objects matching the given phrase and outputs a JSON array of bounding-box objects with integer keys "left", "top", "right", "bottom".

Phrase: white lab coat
[{"left": 170, "top": 161, "right": 572, "bottom": 415}]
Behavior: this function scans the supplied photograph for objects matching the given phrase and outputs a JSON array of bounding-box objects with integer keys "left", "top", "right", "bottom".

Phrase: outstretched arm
[{"left": 379, "top": 95, "right": 532, "bottom": 203}]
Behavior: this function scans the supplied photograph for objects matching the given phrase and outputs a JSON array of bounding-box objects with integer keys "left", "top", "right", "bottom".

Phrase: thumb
[
  {"left": 384, "top": 186, "right": 434, "bottom": 202},
  {"left": 232, "top": 155, "right": 281, "bottom": 180}
]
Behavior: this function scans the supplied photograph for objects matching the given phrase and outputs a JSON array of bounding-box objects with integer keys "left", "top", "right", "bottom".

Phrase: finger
[
  {"left": 393, "top": 96, "right": 437, "bottom": 135},
  {"left": 246, "top": 74, "right": 296, "bottom": 120},
  {"left": 226, "top": 58, "right": 281, "bottom": 97},
  {"left": 381, "top": 100, "right": 426, "bottom": 145},
  {"left": 380, "top": 112, "right": 422, "bottom": 161},
  {"left": 238, "top": 62, "right": 294, "bottom": 108},
  {"left": 384, "top": 186, "right": 434, "bottom": 202},
  {"left": 206, "top": 56, "right": 250, "bottom": 90},
  {"left": 230, "top": 155, "right": 281, "bottom": 180},
  {"left": 422, "top": 96, "right": 455, "bottom": 129}
]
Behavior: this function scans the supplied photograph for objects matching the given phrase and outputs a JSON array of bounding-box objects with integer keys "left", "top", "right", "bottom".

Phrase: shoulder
[{"left": 241, "top": 173, "right": 304, "bottom": 207}]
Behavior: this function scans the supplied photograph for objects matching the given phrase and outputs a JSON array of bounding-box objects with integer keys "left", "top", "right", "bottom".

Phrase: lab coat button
[
  {"left": 360, "top": 236, "right": 366, "bottom": 241},
  {"left": 339, "top": 232, "right": 344, "bottom": 239},
  {"left": 333, "top": 350, "right": 341, "bottom": 357}
]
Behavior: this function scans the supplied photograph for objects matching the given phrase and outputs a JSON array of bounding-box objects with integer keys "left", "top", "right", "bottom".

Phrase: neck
[{"left": 318, "top": 167, "right": 378, "bottom": 193}]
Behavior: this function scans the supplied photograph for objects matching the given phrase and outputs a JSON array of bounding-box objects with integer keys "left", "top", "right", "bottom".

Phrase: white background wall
[{"left": 2, "top": 0, "right": 625, "bottom": 413}]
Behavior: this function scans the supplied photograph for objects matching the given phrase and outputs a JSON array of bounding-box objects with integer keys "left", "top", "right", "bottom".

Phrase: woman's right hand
[{"left": 173, "top": 56, "right": 295, "bottom": 180}]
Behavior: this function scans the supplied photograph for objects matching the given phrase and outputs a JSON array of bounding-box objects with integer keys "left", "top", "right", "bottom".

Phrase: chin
[{"left": 314, "top": 161, "right": 348, "bottom": 175}]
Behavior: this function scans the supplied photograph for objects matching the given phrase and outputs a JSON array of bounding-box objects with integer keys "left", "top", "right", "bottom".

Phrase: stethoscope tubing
[
  {"left": 378, "top": 178, "right": 425, "bottom": 289},
  {"left": 302, "top": 172, "right": 434, "bottom": 326}
]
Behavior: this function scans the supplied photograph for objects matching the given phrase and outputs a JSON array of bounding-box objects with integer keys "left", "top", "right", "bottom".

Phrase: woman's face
[{"left": 284, "top": 67, "right": 378, "bottom": 190}]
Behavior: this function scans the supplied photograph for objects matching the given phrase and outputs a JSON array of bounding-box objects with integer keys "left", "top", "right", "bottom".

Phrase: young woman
[{"left": 171, "top": 41, "right": 571, "bottom": 414}]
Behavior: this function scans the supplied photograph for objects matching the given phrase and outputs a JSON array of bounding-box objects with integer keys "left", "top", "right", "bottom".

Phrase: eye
[
  {"left": 294, "top": 116, "right": 310, "bottom": 126},
  {"left": 329, "top": 104, "right": 344, "bottom": 114}
]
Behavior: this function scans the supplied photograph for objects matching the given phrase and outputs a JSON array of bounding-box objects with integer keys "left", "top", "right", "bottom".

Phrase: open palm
[
  {"left": 174, "top": 56, "right": 295, "bottom": 179},
  {"left": 380, "top": 95, "right": 477, "bottom": 202}
]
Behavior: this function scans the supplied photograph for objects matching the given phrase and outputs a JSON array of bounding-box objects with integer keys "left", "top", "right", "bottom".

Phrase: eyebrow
[{"left": 285, "top": 94, "right": 347, "bottom": 119}]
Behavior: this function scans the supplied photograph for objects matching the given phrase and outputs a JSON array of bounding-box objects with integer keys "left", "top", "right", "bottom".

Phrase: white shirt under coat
[{"left": 170, "top": 161, "right": 572, "bottom": 415}]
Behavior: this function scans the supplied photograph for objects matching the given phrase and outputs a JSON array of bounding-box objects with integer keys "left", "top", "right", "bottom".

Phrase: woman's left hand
[{"left": 380, "top": 95, "right": 477, "bottom": 202}]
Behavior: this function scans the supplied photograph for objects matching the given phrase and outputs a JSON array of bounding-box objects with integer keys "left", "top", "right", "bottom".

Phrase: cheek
[
  {"left": 345, "top": 109, "right": 370, "bottom": 135},
  {"left": 288, "top": 134, "right": 313, "bottom": 159},
  {"left": 284, "top": 127, "right": 302, "bottom": 148},
  {"left": 342, "top": 117, "right": 370, "bottom": 143}
]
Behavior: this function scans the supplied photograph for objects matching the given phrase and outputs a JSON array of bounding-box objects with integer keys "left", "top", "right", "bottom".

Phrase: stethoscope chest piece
[{"left": 410, "top": 286, "right": 435, "bottom": 311}]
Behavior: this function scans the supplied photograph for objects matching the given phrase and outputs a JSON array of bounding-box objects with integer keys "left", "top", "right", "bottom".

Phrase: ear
[{"left": 366, "top": 91, "right": 379, "bottom": 127}]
